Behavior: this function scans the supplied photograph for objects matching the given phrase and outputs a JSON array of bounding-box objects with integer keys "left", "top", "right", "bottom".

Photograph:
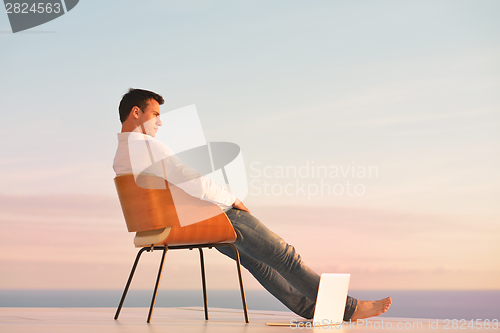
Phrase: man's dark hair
[{"left": 118, "top": 88, "right": 165, "bottom": 123}]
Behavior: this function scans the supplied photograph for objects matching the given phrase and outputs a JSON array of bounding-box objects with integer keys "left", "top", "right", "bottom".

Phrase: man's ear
[{"left": 131, "top": 106, "right": 141, "bottom": 119}]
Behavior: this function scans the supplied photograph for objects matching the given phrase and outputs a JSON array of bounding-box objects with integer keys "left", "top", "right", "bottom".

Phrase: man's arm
[
  {"left": 136, "top": 137, "right": 250, "bottom": 212},
  {"left": 156, "top": 143, "right": 247, "bottom": 211}
]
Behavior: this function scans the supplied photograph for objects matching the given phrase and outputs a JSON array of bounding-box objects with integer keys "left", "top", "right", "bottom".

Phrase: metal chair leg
[
  {"left": 198, "top": 248, "right": 209, "bottom": 320},
  {"left": 227, "top": 244, "right": 249, "bottom": 323},
  {"left": 147, "top": 246, "right": 167, "bottom": 323},
  {"left": 114, "top": 247, "right": 149, "bottom": 320}
]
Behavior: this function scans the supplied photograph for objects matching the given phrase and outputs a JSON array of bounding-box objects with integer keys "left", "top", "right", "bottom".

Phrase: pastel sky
[{"left": 0, "top": 0, "right": 499, "bottom": 291}]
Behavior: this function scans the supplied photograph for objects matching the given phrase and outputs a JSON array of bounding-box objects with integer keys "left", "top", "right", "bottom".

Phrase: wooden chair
[{"left": 113, "top": 174, "right": 249, "bottom": 323}]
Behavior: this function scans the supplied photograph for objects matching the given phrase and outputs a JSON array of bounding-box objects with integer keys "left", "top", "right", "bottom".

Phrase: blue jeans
[{"left": 216, "top": 208, "right": 358, "bottom": 321}]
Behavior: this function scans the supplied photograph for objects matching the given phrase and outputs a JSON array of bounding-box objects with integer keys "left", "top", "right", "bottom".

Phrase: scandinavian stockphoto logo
[
  {"left": 4, "top": 0, "right": 79, "bottom": 33},
  {"left": 128, "top": 105, "right": 248, "bottom": 227}
]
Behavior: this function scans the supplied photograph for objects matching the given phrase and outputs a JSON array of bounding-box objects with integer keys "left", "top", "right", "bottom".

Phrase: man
[{"left": 113, "top": 88, "right": 392, "bottom": 321}]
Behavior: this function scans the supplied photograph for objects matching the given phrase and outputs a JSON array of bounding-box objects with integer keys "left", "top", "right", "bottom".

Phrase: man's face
[{"left": 136, "top": 99, "right": 162, "bottom": 137}]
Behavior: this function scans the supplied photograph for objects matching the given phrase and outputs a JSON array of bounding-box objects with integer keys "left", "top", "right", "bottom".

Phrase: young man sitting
[{"left": 113, "top": 88, "right": 392, "bottom": 321}]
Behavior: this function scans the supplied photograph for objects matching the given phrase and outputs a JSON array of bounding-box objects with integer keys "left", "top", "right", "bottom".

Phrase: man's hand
[{"left": 232, "top": 198, "right": 251, "bottom": 214}]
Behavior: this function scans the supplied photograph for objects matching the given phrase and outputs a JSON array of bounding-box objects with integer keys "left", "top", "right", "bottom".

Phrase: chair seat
[
  {"left": 134, "top": 228, "right": 171, "bottom": 247},
  {"left": 134, "top": 217, "right": 238, "bottom": 247},
  {"left": 161, "top": 215, "right": 237, "bottom": 246}
]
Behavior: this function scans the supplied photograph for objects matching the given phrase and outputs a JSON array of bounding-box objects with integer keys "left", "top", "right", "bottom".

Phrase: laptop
[{"left": 266, "top": 273, "right": 350, "bottom": 326}]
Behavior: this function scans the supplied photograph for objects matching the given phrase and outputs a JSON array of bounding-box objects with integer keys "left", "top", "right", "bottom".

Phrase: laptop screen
[{"left": 313, "top": 273, "right": 350, "bottom": 325}]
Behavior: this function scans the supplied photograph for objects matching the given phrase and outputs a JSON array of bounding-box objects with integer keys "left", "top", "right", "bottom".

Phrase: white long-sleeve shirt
[{"left": 113, "top": 132, "right": 236, "bottom": 209}]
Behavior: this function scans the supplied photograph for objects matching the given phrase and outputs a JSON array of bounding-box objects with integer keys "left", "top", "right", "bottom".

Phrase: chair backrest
[{"left": 114, "top": 174, "right": 236, "bottom": 246}]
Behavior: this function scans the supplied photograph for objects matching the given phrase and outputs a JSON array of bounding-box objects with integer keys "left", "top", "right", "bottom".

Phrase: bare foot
[{"left": 350, "top": 297, "right": 392, "bottom": 321}]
